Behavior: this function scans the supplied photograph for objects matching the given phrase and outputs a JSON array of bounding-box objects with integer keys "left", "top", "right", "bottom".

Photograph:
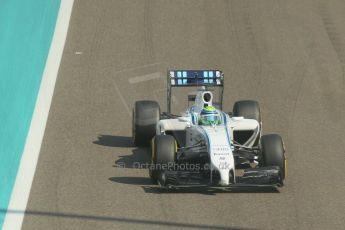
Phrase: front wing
[{"left": 156, "top": 166, "right": 283, "bottom": 189}]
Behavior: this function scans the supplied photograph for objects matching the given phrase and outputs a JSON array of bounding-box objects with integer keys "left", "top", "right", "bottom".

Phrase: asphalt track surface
[{"left": 21, "top": 1, "right": 345, "bottom": 229}]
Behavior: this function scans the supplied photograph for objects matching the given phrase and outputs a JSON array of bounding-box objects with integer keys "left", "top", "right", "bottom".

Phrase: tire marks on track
[
  {"left": 144, "top": 0, "right": 155, "bottom": 62},
  {"left": 320, "top": 4, "right": 345, "bottom": 65},
  {"left": 319, "top": 2, "right": 345, "bottom": 117},
  {"left": 227, "top": 1, "right": 263, "bottom": 97}
]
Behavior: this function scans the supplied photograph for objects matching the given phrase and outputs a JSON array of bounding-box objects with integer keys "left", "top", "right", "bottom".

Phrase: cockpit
[{"left": 198, "top": 113, "right": 222, "bottom": 126}]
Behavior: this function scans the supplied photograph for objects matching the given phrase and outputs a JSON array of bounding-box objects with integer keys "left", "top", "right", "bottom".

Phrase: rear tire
[
  {"left": 233, "top": 100, "right": 261, "bottom": 145},
  {"left": 149, "top": 135, "right": 176, "bottom": 183},
  {"left": 261, "top": 134, "right": 286, "bottom": 180},
  {"left": 132, "top": 100, "right": 160, "bottom": 147},
  {"left": 232, "top": 100, "right": 261, "bottom": 122}
]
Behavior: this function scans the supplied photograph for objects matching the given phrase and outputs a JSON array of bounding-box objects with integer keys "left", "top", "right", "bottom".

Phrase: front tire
[
  {"left": 261, "top": 134, "right": 286, "bottom": 180},
  {"left": 149, "top": 135, "right": 176, "bottom": 183}
]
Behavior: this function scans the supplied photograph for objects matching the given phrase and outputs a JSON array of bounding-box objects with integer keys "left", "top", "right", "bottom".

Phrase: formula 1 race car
[{"left": 132, "top": 70, "right": 286, "bottom": 188}]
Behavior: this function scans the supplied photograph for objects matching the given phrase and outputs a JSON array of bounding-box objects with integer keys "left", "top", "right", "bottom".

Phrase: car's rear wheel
[
  {"left": 233, "top": 100, "right": 261, "bottom": 122},
  {"left": 132, "top": 100, "right": 160, "bottom": 147},
  {"left": 261, "top": 134, "right": 286, "bottom": 180},
  {"left": 232, "top": 100, "right": 261, "bottom": 145},
  {"left": 149, "top": 135, "right": 177, "bottom": 183}
]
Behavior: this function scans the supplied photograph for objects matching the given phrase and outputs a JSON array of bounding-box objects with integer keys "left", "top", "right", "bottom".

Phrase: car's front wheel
[
  {"left": 149, "top": 135, "right": 177, "bottom": 184},
  {"left": 261, "top": 134, "right": 286, "bottom": 180}
]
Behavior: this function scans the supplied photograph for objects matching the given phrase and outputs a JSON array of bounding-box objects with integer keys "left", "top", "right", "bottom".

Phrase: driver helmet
[{"left": 199, "top": 106, "right": 221, "bottom": 126}]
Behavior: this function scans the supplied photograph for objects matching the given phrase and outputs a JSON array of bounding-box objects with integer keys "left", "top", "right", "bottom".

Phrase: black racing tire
[
  {"left": 232, "top": 100, "right": 261, "bottom": 122},
  {"left": 132, "top": 100, "right": 160, "bottom": 147},
  {"left": 232, "top": 100, "right": 261, "bottom": 146},
  {"left": 149, "top": 135, "right": 176, "bottom": 183},
  {"left": 261, "top": 134, "right": 286, "bottom": 180}
]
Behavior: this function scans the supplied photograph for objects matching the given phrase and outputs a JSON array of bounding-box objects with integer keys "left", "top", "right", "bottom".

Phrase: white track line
[
  {"left": 2, "top": 1, "right": 74, "bottom": 229},
  {"left": 128, "top": 72, "right": 162, "bottom": 84}
]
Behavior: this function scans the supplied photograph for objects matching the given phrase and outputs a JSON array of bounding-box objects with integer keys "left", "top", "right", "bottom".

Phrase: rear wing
[
  {"left": 167, "top": 70, "right": 224, "bottom": 113},
  {"left": 168, "top": 70, "right": 224, "bottom": 87}
]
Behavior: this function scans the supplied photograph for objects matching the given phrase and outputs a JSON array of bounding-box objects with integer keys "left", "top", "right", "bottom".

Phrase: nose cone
[{"left": 218, "top": 169, "right": 230, "bottom": 186}]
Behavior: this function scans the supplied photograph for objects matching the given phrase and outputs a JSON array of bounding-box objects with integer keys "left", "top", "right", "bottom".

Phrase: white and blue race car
[{"left": 132, "top": 70, "right": 286, "bottom": 188}]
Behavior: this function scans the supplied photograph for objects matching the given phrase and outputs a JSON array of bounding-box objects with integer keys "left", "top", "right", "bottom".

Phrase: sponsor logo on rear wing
[{"left": 168, "top": 70, "right": 224, "bottom": 87}]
